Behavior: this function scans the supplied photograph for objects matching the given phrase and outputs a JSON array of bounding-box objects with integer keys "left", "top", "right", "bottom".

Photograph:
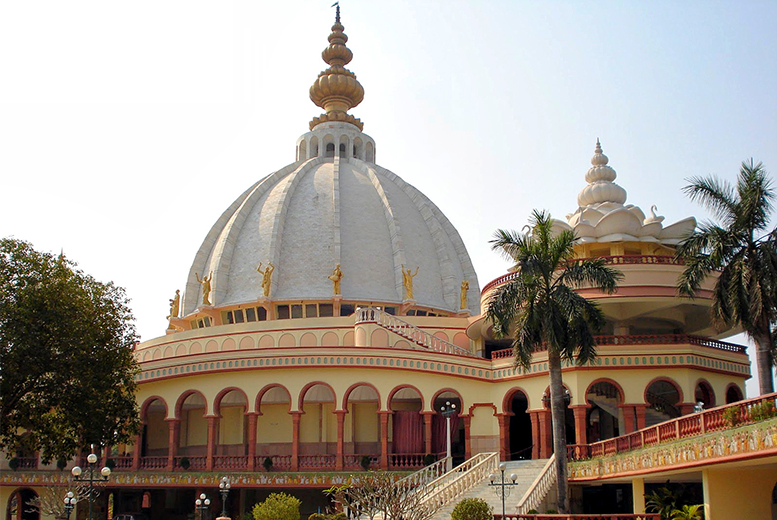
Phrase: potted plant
[
  {"left": 359, "top": 455, "right": 371, "bottom": 471},
  {"left": 178, "top": 456, "right": 190, "bottom": 470},
  {"left": 263, "top": 456, "right": 273, "bottom": 472}
]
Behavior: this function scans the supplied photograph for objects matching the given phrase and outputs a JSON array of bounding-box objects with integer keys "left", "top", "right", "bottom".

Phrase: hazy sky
[{"left": 2, "top": 1, "right": 775, "bottom": 395}]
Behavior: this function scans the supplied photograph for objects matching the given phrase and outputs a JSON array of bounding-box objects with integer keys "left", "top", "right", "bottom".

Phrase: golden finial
[{"left": 309, "top": 5, "right": 365, "bottom": 130}]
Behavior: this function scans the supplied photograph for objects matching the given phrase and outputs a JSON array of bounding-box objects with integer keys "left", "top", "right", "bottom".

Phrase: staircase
[
  {"left": 355, "top": 307, "right": 475, "bottom": 357},
  {"left": 427, "top": 459, "right": 549, "bottom": 520}
]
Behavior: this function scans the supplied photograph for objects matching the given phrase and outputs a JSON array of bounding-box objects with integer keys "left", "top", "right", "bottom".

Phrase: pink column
[
  {"left": 206, "top": 416, "right": 217, "bottom": 471},
  {"left": 496, "top": 414, "right": 509, "bottom": 460},
  {"left": 291, "top": 412, "right": 301, "bottom": 472},
  {"left": 462, "top": 415, "right": 472, "bottom": 459},
  {"left": 538, "top": 410, "right": 552, "bottom": 458},
  {"left": 379, "top": 411, "right": 390, "bottom": 470},
  {"left": 247, "top": 413, "right": 258, "bottom": 471},
  {"left": 634, "top": 404, "right": 647, "bottom": 430},
  {"left": 335, "top": 410, "right": 346, "bottom": 471},
  {"left": 530, "top": 412, "right": 540, "bottom": 460},
  {"left": 571, "top": 405, "right": 588, "bottom": 446},
  {"left": 132, "top": 433, "right": 142, "bottom": 471},
  {"left": 621, "top": 405, "right": 636, "bottom": 434},
  {"left": 166, "top": 419, "right": 179, "bottom": 471},
  {"left": 422, "top": 412, "right": 434, "bottom": 456}
]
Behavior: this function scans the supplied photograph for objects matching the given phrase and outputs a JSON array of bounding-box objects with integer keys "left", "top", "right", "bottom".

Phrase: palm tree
[
  {"left": 486, "top": 210, "right": 621, "bottom": 513},
  {"left": 677, "top": 160, "right": 777, "bottom": 395}
]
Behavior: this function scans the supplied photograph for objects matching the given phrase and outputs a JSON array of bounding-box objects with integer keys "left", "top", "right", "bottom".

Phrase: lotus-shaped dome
[{"left": 556, "top": 140, "right": 696, "bottom": 245}]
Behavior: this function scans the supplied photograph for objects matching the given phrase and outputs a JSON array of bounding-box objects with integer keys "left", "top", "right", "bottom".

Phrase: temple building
[{"left": 2, "top": 9, "right": 763, "bottom": 520}]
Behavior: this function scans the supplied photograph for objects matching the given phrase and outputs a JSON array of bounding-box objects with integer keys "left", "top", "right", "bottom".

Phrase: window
[
  {"left": 234, "top": 309, "right": 244, "bottom": 323},
  {"left": 340, "top": 303, "right": 355, "bottom": 316},
  {"left": 305, "top": 304, "right": 318, "bottom": 317},
  {"left": 319, "top": 304, "right": 334, "bottom": 317},
  {"left": 245, "top": 307, "right": 256, "bottom": 322},
  {"left": 291, "top": 304, "right": 303, "bottom": 318},
  {"left": 277, "top": 305, "right": 290, "bottom": 319}
]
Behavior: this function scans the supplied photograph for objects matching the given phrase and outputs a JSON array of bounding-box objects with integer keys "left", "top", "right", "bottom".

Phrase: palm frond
[{"left": 683, "top": 175, "right": 737, "bottom": 224}]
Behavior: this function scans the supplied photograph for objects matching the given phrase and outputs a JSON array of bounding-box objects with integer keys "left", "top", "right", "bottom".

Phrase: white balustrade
[
  {"left": 516, "top": 454, "right": 557, "bottom": 514},
  {"left": 355, "top": 307, "right": 475, "bottom": 357},
  {"left": 420, "top": 452, "right": 499, "bottom": 508}
]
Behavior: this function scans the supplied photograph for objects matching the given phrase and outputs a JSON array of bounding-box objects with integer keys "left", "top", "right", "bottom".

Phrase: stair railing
[
  {"left": 397, "top": 456, "right": 451, "bottom": 488},
  {"left": 420, "top": 452, "right": 499, "bottom": 508},
  {"left": 516, "top": 454, "right": 557, "bottom": 514},
  {"left": 355, "top": 307, "right": 475, "bottom": 357}
]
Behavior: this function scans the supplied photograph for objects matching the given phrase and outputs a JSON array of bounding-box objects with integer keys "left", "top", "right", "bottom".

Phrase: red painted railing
[
  {"left": 139, "top": 456, "right": 167, "bottom": 470},
  {"left": 213, "top": 455, "right": 248, "bottom": 470},
  {"left": 298, "top": 454, "right": 336, "bottom": 470},
  {"left": 482, "top": 255, "right": 683, "bottom": 294},
  {"left": 494, "top": 513, "right": 661, "bottom": 520},
  {"left": 254, "top": 454, "right": 292, "bottom": 471},
  {"left": 568, "top": 392, "right": 777, "bottom": 460},
  {"left": 491, "top": 334, "right": 746, "bottom": 359},
  {"left": 343, "top": 454, "right": 380, "bottom": 470},
  {"left": 15, "top": 457, "right": 38, "bottom": 470},
  {"left": 112, "top": 456, "right": 133, "bottom": 470}
]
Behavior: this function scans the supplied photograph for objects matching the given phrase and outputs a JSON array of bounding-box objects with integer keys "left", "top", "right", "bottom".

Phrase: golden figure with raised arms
[
  {"left": 167, "top": 289, "right": 180, "bottom": 319},
  {"left": 401, "top": 264, "right": 419, "bottom": 300},
  {"left": 460, "top": 280, "right": 469, "bottom": 309},
  {"left": 257, "top": 262, "right": 275, "bottom": 297},
  {"left": 194, "top": 272, "right": 213, "bottom": 305}
]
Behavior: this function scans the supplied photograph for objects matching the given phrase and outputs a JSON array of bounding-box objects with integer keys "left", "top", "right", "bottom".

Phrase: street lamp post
[
  {"left": 71, "top": 445, "right": 111, "bottom": 520},
  {"left": 195, "top": 493, "right": 211, "bottom": 520},
  {"left": 488, "top": 462, "right": 518, "bottom": 518},
  {"left": 63, "top": 491, "right": 77, "bottom": 520},
  {"left": 440, "top": 401, "right": 457, "bottom": 472},
  {"left": 218, "top": 477, "right": 231, "bottom": 518}
]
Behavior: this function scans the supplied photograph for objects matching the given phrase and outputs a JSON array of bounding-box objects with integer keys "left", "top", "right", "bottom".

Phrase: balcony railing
[
  {"left": 481, "top": 255, "right": 683, "bottom": 294},
  {"left": 389, "top": 452, "right": 426, "bottom": 470},
  {"left": 568, "top": 391, "right": 777, "bottom": 461},
  {"left": 491, "top": 334, "right": 746, "bottom": 359}
]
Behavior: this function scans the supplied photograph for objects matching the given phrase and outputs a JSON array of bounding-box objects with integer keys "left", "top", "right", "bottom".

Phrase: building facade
[{"left": 2, "top": 10, "right": 750, "bottom": 520}]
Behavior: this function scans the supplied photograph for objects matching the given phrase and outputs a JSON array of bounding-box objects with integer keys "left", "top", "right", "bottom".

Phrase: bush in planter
[
  {"left": 56, "top": 459, "right": 68, "bottom": 471},
  {"left": 8, "top": 458, "right": 20, "bottom": 470},
  {"left": 359, "top": 455, "right": 371, "bottom": 471},
  {"left": 252, "top": 492, "right": 301, "bottom": 520},
  {"left": 263, "top": 456, "right": 273, "bottom": 471},
  {"left": 750, "top": 401, "right": 777, "bottom": 421},
  {"left": 450, "top": 498, "right": 492, "bottom": 520},
  {"left": 422, "top": 453, "right": 436, "bottom": 466},
  {"left": 178, "top": 456, "right": 190, "bottom": 470},
  {"left": 106, "top": 458, "right": 116, "bottom": 470},
  {"left": 723, "top": 407, "right": 742, "bottom": 427}
]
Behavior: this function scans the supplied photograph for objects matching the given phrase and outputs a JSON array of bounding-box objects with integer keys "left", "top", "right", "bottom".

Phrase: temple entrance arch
[
  {"left": 343, "top": 383, "right": 380, "bottom": 466},
  {"left": 5, "top": 488, "right": 39, "bottom": 520},
  {"left": 388, "top": 386, "right": 424, "bottom": 465},
  {"left": 214, "top": 389, "right": 248, "bottom": 456},
  {"left": 586, "top": 381, "right": 623, "bottom": 443},
  {"left": 505, "top": 389, "right": 532, "bottom": 460},
  {"left": 645, "top": 379, "right": 682, "bottom": 426},
  {"left": 432, "top": 390, "right": 464, "bottom": 463},
  {"left": 299, "top": 383, "right": 337, "bottom": 465},
  {"left": 140, "top": 397, "right": 168, "bottom": 459},
  {"left": 256, "top": 385, "right": 292, "bottom": 467}
]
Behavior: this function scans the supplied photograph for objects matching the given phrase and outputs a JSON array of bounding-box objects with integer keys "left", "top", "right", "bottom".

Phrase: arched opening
[
  {"left": 506, "top": 389, "right": 532, "bottom": 460},
  {"left": 586, "top": 381, "right": 622, "bottom": 442},
  {"left": 344, "top": 384, "right": 380, "bottom": 469},
  {"left": 365, "top": 141, "right": 375, "bottom": 162},
  {"left": 310, "top": 136, "right": 319, "bottom": 158},
  {"left": 326, "top": 143, "right": 336, "bottom": 157},
  {"left": 645, "top": 379, "right": 681, "bottom": 426},
  {"left": 432, "top": 391, "right": 464, "bottom": 465},
  {"left": 177, "top": 392, "right": 208, "bottom": 469},
  {"left": 256, "top": 385, "right": 292, "bottom": 470},
  {"left": 140, "top": 398, "right": 168, "bottom": 461},
  {"left": 215, "top": 389, "right": 248, "bottom": 458},
  {"left": 694, "top": 380, "right": 716, "bottom": 409},
  {"left": 726, "top": 384, "right": 744, "bottom": 404},
  {"left": 353, "top": 137, "right": 364, "bottom": 159},
  {"left": 389, "top": 387, "right": 424, "bottom": 467},
  {"left": 298, "top": 140, "right": 307, "bottom": 161},
  {"left": 5, "top": 488, "right": 39, "bottom": 520},
  {"left": 338, "top": 135, "right": 348, "bottom": 158},
  {"left": 300, "top": 383, "right": 337, "bottom": 468}
]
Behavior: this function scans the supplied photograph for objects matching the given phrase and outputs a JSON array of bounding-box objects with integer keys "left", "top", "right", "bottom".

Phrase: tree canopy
[
  {"left": 0, "top": 237, "right": 140, "bottom": 463},
  {"left": 676, "top": 160, "right": 777, "bottom": 395},
  {"left": 487, "top": 210, "right": 621, "bottom": 513}
]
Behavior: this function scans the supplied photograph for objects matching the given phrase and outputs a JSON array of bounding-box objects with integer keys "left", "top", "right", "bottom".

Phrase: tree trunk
[
  {"left": 548, "top": 350, "right": 569, "bottom": 513},
  {"left": 754, "top": 319, "right": 774, "bottom": 395}
]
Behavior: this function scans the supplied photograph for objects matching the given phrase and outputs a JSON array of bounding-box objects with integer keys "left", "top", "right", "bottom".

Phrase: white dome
[{"left": 183, "top": 125, "right": 480, "bottom": 316}]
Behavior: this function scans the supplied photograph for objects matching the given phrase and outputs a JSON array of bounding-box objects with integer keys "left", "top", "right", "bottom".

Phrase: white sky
[{"left": 1, "top": 1, "right": 775, "bottom": 396}]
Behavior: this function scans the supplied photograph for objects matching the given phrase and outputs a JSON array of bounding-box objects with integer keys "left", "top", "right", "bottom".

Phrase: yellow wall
[
  {"left": 183, "top": 409, "right": 207, "bottom": 446},
  {"left": 219, "top": 406, "right": 244, "bottom": 444},
  {"left": 352, "top": 402, "right": 379, "bottom": 442},
  {"left": 703, "top": 466, "right": 777, "bottom": 520},
  {"left": 146, "top": 410, "right": 168, "bottom": 450},
  {"left": 258, "top": 404, "right": 292, "bottom": 443}
]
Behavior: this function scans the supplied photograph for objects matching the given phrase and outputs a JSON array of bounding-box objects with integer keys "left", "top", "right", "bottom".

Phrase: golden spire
[{"left": 309, "top": 5, "right": 365, "bottom": 130}]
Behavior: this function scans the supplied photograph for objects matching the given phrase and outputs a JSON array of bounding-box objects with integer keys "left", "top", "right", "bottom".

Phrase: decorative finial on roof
[
  {"left": 309, "top": 5, "right": 365, "bottom": 130},
  {"left": 577, "top": 139, "right": 626, "bottom": 206},
  {"left": 332, "top": 2, "right": 340, "bottom": 24}
]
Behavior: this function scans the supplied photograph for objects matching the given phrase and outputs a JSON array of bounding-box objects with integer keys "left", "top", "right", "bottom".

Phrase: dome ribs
[
  {"left": 331, "top": 155, "right": 342, "bottom": 265},
  {"left": 361, "top": 163, "right": 407, "bottom": 301}
]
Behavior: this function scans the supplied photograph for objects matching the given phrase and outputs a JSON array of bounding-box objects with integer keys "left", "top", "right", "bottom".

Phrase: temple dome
[{"left": 182, "top": 132, "right": 479, "bottom": 316}]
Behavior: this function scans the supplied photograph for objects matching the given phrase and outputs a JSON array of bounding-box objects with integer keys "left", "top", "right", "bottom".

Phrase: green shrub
[
  {"left": 526, "top": 510, "right": 540, "bottom": 514},
  {"left": 56, "top": 459, "right": 67, "bottom": 471},
  {"left": 670, "top": 504, "right": 703, "bottom": 520},
  {"left": 307, "top": 514, "right": 325, "bottom": 520},
  {"left": 545, "top": 509, "right": 558, "bottom": 514},
  {"left": 749, "top": 401, "right": 777, "bottom": 421},
  {"left": 178, "top": 456, "right": 190, "bottom": 470},
  {"left": 105, "top": 458, "right": 116, "bottom": 470},
  {"left": 722, "top": 407, "right": 742, "bottom": 427},
  {"left": 360, "top": 455, "right": 371, "bottom": 471},
  {"left": 8, "top": 458, "right": 19, "bottom": 470},
  {"left": 263, "top": 456, "right": 273, "bottom": 471},
  {"left": 422, "top": 453, "right": 436, "bottom": 466},
  {"left": 450, "top": 498, "right": 492, "bottom": 520},
  {"left": 252, "top": 492, "right": 301, "bottom": 520},
  {"left": 236, "top": 513, "right": 254, "bottom": 520}
]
